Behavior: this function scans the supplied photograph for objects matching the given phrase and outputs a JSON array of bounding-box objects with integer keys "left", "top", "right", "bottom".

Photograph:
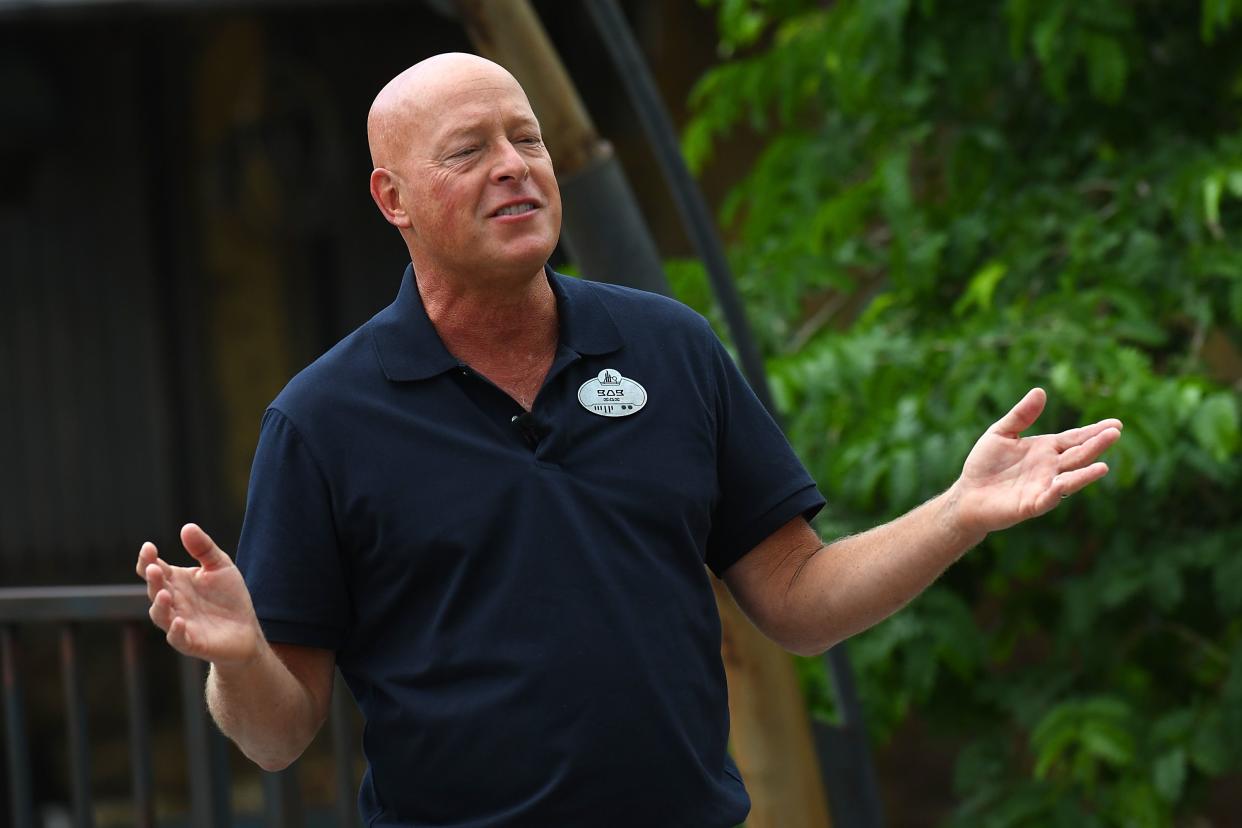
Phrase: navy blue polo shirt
[{"left": 236, "top": 265, "right": 824, "bottom": 827}]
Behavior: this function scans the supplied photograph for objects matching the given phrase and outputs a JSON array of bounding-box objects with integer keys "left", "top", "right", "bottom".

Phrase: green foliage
[{"left": 685, "top": 0, "right": 1242, "bottom": 823}]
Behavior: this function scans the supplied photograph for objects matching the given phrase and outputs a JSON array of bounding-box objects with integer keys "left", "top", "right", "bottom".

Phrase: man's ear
[{"left": 369, "top": 168, "right": 412, "bottom": 228}]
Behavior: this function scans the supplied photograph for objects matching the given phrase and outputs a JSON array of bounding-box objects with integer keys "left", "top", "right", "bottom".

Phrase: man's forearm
[
  {"left": 783, "top": 484, "right": 985, "bottom": 654},
  {"left": 206, "top": 641, "right": 324, "bottom": 772}
]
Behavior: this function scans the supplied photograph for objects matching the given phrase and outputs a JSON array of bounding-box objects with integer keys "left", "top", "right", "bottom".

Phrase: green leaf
[
  {"left": 1190, "top": 713, "right": 1230, "bottom": 774},
  {"left": 1080, "top": 720, "right": 1134, "bottom": 767},
  {"left": 1107, "top": 780, "right": 1167, "bottom": 828},
  {"left": 1202, "top": 0, "right": 1242, "bottom": 42},
  {"left": 1049, "top": 361, "right": 1085, "bottom": 403},
  {"left": 1152, "top": 748, "right": 1187, "bottom": 803},
  {"left": 1204, "top": 174, "right": 1224, "bottom": 232},
  {"left": 953, "top": 260, "right": 1008, "bottom": 316},
  {"left": 1228, "top": 169, "right": 1242, "bottom": 197},
  {"left": 1084, "top": 34, "right": 1127, "bottom": 103},
  {"left": 1031, "top": 4, "right": 1069, "bottom": 99},
  {"left": 1190, "top": 392, "right": 1241, "bottom": 462}
]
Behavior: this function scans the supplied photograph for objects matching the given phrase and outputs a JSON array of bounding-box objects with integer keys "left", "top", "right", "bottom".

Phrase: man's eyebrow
[
  {"left": 432, "top": 114, "right": 541, "bottom": 148},
  {"left": 433, "top": 126, "right": 482, "bottom": 148}
]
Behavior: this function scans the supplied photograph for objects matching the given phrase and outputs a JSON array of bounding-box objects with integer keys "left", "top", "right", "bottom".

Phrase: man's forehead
[
  {"left": 418, "top": 82, "right": 538, "bottom": 137},
  {"left": 368, "top": 53, "right": 536, "bottom": 165},
  {"left": 422, "top": 72, "right": 531, "bottom": 113}
]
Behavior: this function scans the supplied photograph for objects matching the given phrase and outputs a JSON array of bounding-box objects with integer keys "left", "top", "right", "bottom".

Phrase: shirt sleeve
[
  {"left": 704, "top": 337, "right": 825, "bottom": 577},
  {"left": 235, "top": 407, "right": 350, "bottom": 650}
]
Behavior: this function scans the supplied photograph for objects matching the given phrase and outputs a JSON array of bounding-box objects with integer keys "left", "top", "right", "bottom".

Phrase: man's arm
[
  {"left": 138, "top": 524, "right": 335, "bottom": 771},
  {"left": 207, "top": 642, "right": 334, "bottom": 772},
  {"left": 724, "top": 388, "right": 1122, "bottom": 655}
]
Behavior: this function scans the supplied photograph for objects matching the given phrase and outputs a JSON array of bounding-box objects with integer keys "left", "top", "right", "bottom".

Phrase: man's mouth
[{"left": 491, "top": 202, "right": 538, "bottom": 217}]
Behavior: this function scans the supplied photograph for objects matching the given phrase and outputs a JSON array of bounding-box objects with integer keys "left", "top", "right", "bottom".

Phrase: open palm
[
  {"left": 954, "top": 388, "right": 1122, "bottom": 535},
  {"left": 136, "top": 524, "right": 262, "bottom": 666}
]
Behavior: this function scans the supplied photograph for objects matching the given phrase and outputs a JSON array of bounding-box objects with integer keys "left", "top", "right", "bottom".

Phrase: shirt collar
[{"left": 370, "top": 263, "right": 624, "bottom": 382}]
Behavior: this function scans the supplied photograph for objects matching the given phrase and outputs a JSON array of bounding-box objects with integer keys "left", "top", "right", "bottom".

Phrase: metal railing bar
[
  {"left": 2, "top": 587, "right": 369, "bottom": 827},
  {"left": 60, "top": 623, "right": 96, "bottom": 828},
  {"left": 122, "top": 623, "right": 156, "bottom": 828},
  {"left": 1, "top": 624, "right": 36, "bottom": 828},
  {"left": 178, "top": 656, "right": 231, "bottom": 828},
  {"left": 330, "top": 671, "right": 361, "bottom": 828},
  {"left": 0, "top": 585, "right": 148, "bottom": 623},
  {"left": 262, "top": 765, "right": 303, "bottom": 828}
]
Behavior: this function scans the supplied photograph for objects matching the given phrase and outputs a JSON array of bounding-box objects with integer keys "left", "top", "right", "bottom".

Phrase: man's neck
[{"left": 415, "top": 265, "right": 559, "bottom": 409}]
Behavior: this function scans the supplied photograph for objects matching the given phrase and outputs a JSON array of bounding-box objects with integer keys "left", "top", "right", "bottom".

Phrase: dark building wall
[{"left": 1, "top": 20, "right": 181, "bottom": 584}]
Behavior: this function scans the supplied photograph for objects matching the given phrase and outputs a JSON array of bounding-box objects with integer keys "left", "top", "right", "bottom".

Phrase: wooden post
[
  {"left": 715, "top": 580, "right": 833, "bottom": 827},
  {"left": 191, "top": 19, "right": 294, "bottom": 512}
]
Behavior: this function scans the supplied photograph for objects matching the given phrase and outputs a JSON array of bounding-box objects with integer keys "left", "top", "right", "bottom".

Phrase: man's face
[{"left": 396, "top": 70, "right": 561, "bottom": 283}]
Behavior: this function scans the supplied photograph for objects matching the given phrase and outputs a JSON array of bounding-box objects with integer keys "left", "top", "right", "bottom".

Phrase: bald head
[
  {"left": 364, "top": 52, "right": 562, "bottom": 286},
  {"left": 367, "top": 53, "right": 531, "bottom": 169}
]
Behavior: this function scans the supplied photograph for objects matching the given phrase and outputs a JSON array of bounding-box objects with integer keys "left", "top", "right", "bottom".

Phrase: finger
[
  {"left": 144, "top": 563, "right": 164, "bottom": 603},
  {"left": 148, "top": 588, "right": 174, "bottom": 632},
  {"left": 1054, "top": 418, "right": 1124, "bottom": 451},
  {"left": 991, "top": 388, "right": 1046, "bottom": 436},
  {"left": 166, "top": 616, "right": 194, "bottom": 655},
  {"left": 1030, "top": 462, "right": 1111, "bottom": 516},
  {"left": 1057, "top": 426, "right": 1122, "bottom": 472},
  {"left": 135, "top": 543, "right": 166, "bottom": 583},
  {"left": 136, "top": 542, "right": 158, "bottom": 579},
  {"left": 1055, "top": 462, "right": 1110, "bottom": 497},
  {"left": 146, "top": 558, "right": 178, "bottom": 603},
  {"left": 181, "top": 524, "right": 233, "bottom": 571}
]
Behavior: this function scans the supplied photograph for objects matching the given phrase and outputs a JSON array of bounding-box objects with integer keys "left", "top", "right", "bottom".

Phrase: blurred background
[{"left": 2, "top": 0, "right": 1242, "bottom": 826}]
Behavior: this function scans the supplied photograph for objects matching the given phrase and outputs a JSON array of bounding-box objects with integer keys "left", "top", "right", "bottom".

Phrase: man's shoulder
[
  {"left": 564, "top": 274, "right": 715, "bottom": 342},
  {"left": 270, "top": 315, "right": 383, "bottom": 421}
]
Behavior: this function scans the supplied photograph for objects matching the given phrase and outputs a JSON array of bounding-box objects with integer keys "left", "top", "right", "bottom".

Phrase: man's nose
[{"left": 491, "top": 140, "right": 530, "bottom": 184}]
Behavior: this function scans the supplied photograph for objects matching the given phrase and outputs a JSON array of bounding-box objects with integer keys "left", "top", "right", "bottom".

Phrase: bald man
[{"left": 137, "top": 54, "right": 1121, "bottom": 826}]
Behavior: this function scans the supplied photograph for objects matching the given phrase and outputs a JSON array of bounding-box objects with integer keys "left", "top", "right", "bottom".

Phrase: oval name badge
[{"left": 578, "top": 369, "right": 647, "bottom": 418}]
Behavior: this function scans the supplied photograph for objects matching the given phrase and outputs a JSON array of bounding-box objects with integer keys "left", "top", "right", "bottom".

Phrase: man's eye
[{"left": 451, "top": 147, "right": 478, "bottom": 159}]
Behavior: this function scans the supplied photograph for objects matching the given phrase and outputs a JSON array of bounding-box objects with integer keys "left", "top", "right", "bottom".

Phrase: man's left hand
[{"left": 950, "top": 387, "right": 1122, "bottom": 537}]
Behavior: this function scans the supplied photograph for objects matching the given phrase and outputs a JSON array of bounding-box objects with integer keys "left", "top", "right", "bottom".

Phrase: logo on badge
[{"left": 578, "top": 369, "right": 647, "bottom": 418}]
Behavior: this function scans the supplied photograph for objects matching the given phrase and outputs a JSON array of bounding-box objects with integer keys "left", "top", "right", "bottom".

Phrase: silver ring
[{"left": 1060, "top": 493, "right": 1070, "bottom": 500}]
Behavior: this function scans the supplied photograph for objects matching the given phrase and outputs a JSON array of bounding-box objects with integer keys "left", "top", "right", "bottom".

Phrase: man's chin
[{"left": 487, "top": 237, "right": 559, "bottom": 274}]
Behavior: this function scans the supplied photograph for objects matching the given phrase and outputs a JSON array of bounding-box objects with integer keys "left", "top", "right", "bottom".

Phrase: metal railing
[{"left": 0, "top": 585, "right": 362, "bottom": 828}]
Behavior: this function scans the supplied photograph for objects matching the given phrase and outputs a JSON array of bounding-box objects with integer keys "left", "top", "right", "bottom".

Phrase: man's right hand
[
  {"left": 136, "top": 524, "right": 264, "bottom": 667},
  {"left": 137, "top": 525, "right": 335, "bottom": 771}
]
